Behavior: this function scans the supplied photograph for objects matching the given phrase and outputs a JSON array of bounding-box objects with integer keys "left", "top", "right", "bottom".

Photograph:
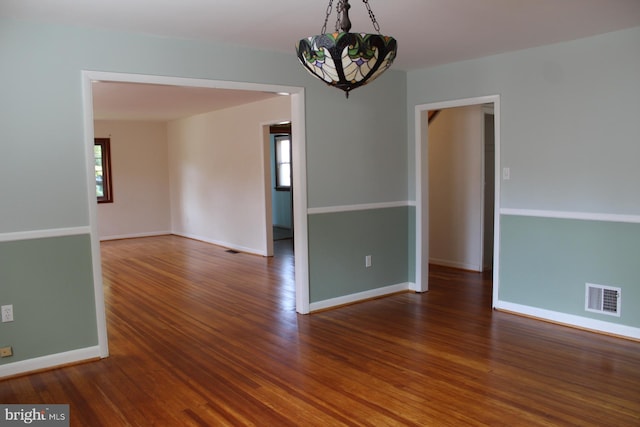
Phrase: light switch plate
[{"left": 503, "top": 167, "right": 511, "bottom": 180}]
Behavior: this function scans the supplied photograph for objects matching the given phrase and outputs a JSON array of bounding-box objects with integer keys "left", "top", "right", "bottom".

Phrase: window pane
[
  {"left": 275, "top": 135, "right": 291, "bottom": 189},
  {"left": 94, "top": 138, "right": 113, "bottom": 203},
  {"left": 278, "top": 164, "right": 291, "bottom": 188},
  {"left": 95, "top": 145, "right": 104, "bottom": 197},
  {"left": 277, "top": 139, "right": 290, "bottom": 163}
]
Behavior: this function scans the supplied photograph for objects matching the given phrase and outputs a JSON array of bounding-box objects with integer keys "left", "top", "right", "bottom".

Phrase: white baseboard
[
  {"left": 429, "top": 258, "right": 481, "bottom": 272},
  {"left": 99, "top": 231, "right": 171, "bottom": 241},
  {"left": 495, "top": 300, "right": 640, "bottom": 340},
  {"left": 172, "top": 232, "right": 265, "bottom": 256},
  {"left": 0, "top": 346, "right": 103, "bottom": 378},
  {"left": 310, "top": 282, "right": 411, "bottom": 312}
]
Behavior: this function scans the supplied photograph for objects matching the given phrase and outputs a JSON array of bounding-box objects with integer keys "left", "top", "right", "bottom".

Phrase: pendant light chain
[
  {"left": 362, "top": 0, "right": 381, "bottom": 34},
  {"left": 322, "top": 0, "right": 381, "bottom": 34},
  {"left": 335, "top": 0, "right": 345, "bottom": 33},
  {"left": 321, "top": 0, "right": 334, "bottom": 34}
]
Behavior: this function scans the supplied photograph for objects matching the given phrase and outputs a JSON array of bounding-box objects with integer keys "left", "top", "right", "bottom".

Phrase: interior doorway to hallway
[
  {"left": 427, "top": 104, "right": 494, "bottom": 273},
  {"left": 82, "top": 71, "right": 312, "bottom": 358},
  {"left": 269, "top": 123, "right": 294, "bottom": 249},
  {"left": 415, "top": 95, "right": 501, "bottom": 307}
]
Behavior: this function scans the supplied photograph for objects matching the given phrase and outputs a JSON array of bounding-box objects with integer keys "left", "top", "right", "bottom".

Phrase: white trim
[
  {"left": 415, "top": 107, "right": 428, "bottom": 293},
  {"left": 415, "top": 95, "right": 501, "bottom": 302},
  {"left": 417, "top": 96, "right": 500, "bottom": 112},
  {"left": 310, "top": 282, "right": 411, "bottom": 312},
  {"left": 82, "top": 71, "right": 110, "bottom": 359},
  {"left": 500, "top": 208, "right": 640, "bottom": 224},
  {"left": 492, "top": 97, "right": 502, "bottom": 308},
  {"left": 0, "top": 346, "right": 101, "bottom": 379},
  {"left": 99, "top": 231, "right": 172, "bottom": 241},
  {"left": 495, "top": 300, "right": 640, "bottom": 341},
  {"left": 0, "top": 226, "right": 91, "bottom": 242},
  {"left": 307, "top": 201, "right": 410, "bottom": 215},
  {"left": 87, "top": 71, "right": 299, "bottom": 95},
  {"left": 429, "top": 258, "right": 481, "bottom": 272},
  {"left": 173, "top": 232, "right": 267, "bottom": 256},
  {"left": 291, "top": 91, "right": 310, "bottom": 314}
]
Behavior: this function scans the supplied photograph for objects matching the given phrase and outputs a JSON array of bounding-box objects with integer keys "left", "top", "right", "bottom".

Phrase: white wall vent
[{"left": 585, "top": 283, "right": 621, "bottom": 317}]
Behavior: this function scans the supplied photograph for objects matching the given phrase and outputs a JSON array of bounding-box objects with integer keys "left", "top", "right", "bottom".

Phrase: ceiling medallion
[{"left": 296, "top": 0, "right": 398, "bottom": 98}]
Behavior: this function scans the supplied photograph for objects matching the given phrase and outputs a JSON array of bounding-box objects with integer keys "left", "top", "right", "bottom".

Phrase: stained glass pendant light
[{"left": 296, "top": 0, "right": 398, "bottom": 98}]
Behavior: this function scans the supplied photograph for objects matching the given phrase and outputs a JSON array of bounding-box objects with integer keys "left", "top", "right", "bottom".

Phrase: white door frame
[
  {"left": 415, "top": 95, "right": 501, "bottom": 307},
  {"left": 481, "top": 104, "right": 496, "bottom": 272},
  {"left": 81, "top": 71, "right": 310, "bottom": 358}
]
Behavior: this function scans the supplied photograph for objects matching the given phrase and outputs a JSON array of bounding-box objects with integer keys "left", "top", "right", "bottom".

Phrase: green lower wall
[
  {"left": 0, "top": 234, "right": 98, "bottom": 365},
  {"left": 499, "top": 215, "right": 640, "bottom": 326},
  {"left": 308, "top": 207, "right": 409, "bottom": 302},
  {"left": 408, "top": 205, "right": 416, "bottom": 283}
]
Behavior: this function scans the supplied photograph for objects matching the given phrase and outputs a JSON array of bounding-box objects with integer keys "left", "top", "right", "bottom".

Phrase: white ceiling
[
  {"left": 5, "top": 0, "right": 640, "bottom": 119},
  {"left": 91, "top": 82, "right": 281, "bottom": 121}
]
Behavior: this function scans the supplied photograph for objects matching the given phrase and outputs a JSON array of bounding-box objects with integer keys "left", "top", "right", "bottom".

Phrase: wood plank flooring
[{"left": 2, "top": 235, "right": 639, "bottom": 426}]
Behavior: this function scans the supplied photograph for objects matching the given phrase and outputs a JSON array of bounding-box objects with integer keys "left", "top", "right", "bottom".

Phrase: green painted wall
[
  {"left": 309, "top": 207, "right": 409, "bottom": 302},
  {"left": 500, "top": 215, "right": 640, "bottom": 326},
  {"left": 0, "top": 235, "right": 97, "bottom": 364},
  {"left": 408, "top": 206, "right": 416, "bottom": 283},
  {"left": 305, "top": 88, "right": 408, "bottom": 209},
  {"left": 407, "top": 27, "right": 640, "bottom": 213}
]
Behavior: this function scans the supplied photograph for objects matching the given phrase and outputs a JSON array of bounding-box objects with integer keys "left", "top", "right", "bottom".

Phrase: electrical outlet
[
  {"left": 1, "top": 305, "right": 13, "bottom": 322},
  {"left": 0, "top": 346, "right": 12, "bottom": 357},
  {"left": 365, "top": 255, "right": 372, "bottom": 268}
]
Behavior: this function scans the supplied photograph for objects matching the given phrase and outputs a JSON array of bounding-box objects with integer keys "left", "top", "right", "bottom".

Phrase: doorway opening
[
  {"left": 415, "top": 95, "right": 501, "bottom": 307},
  {"left": 269, "top": 123, "right": 294, "bottom": 250},
  {"left": 82, "top": 71, "right": 310, "bottom": 359}
]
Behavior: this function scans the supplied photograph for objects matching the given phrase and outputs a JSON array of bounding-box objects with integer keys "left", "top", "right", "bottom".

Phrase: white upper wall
[
  {"left": 429, "top": 106, "right": 483, "bottom": 271},
  {"left": 94, "top": 120, "right": 171, "bottom": 239},
  {"left": 167, "top": 96, "right": 291, "bottom": 255}
]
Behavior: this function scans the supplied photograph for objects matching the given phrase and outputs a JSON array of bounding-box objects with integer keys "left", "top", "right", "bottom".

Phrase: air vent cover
[{"left": 585, "top": 283, "right": 621, "bottom": 317}]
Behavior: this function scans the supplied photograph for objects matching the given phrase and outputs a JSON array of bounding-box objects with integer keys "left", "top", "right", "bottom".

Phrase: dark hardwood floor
[{"left": 1, "top": 235, "right": 639, "bottom": 426}]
